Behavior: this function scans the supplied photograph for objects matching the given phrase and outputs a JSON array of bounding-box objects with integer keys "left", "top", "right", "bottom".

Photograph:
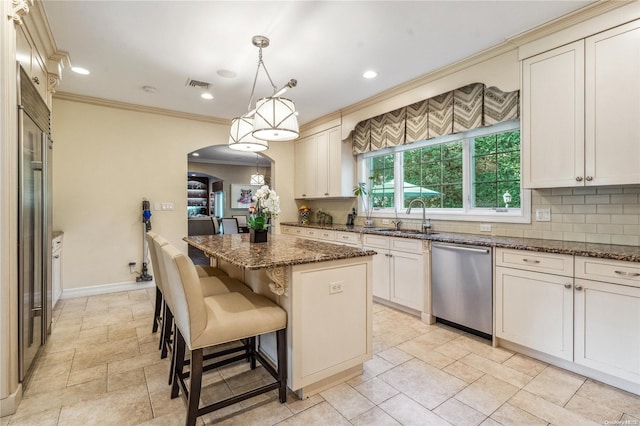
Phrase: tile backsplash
[{"left": 297, "top": 186, "right": 640, "bottom": 246}]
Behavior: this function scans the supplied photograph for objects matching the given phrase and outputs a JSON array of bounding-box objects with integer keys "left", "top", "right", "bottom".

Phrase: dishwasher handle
[{"left": 431, "top": 242, "right": 490, "bottom": 254}]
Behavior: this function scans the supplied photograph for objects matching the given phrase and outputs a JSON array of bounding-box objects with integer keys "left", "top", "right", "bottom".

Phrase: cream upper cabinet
[
  {"left": 522, "top": 40, "right": 585, "bottom": 188},
  {"left": 15, "top": 25, "right": 49, "bottom": 103},
  {"left": 522, "top": 19, "right": 640, "bottom": 188},
  {"left": 585, "top": 20, "right": 640, "bottom": 186},
  {"left": 294, "top": 126, "right": 354, "bottom": 199}
]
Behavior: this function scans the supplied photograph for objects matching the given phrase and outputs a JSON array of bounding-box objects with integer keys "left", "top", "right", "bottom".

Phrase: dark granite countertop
[
  {"left": 280, "top": 222, "right": 640, "bottom": 262},
  {"left": 184, "top": 234, "right": 376, "bottom": 270}
]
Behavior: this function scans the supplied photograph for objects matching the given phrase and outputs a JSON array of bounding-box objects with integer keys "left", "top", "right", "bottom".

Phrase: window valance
[{"left": 352, "top": 83, "right": 519, "bottom": 154}]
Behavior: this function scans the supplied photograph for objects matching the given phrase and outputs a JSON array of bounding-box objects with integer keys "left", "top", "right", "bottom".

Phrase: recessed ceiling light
[
  {"left": 217, "top": 69, "right": 237, "bottom": 78},
  {"left": 363, "top": 70, "right": 378, "bottom": 79},
  {"left": 200, "top": 92, "right": 214, "bottom": 100},
  {"left": 191, "top": 152, "right": 200, "bottom": 156},
  {"left": 71, "top": 66, "right": 90, "bottom": 75}
]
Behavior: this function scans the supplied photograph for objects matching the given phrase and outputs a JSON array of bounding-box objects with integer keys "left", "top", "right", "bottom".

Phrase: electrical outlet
[
  {"left": 161, "top": 202, "right": 174, "bottom": 211},
  {"left": 382, "top": 219, "right": 390, "bottom": 225},
  {"left": 330, "top": 282, "right": 343, "bottom": 294},
  {"left": 480, "top": 224, "right": 492, "bottom": 232},
  {"left": 535, "top": 208, "right": 551, "bottom": 222}
]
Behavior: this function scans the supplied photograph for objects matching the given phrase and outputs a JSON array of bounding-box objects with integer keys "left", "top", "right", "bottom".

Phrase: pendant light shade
[
  {"left": 227, "top": 35, "right": 299, "bottom": 150},
  {"left": 252, "top": 97, "right": 299, "bottom": 141},
  {"left": 228, "top": 116, "right": 268, "bottom": 152}
]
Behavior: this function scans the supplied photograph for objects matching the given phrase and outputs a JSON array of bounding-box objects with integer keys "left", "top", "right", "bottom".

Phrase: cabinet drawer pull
[
  {"left": 564, "top": 283, "right": 572, "bottom": 289},
  {"left": 614, "top": 270, "right": 640, "bottom": 277},
  {"left": 522, "top": 258, "right": 540, "bottom": 264},
  {"left": 342, "top": 236, "right": 349, "bottom": 239},
  {"left": 53, "top": 255, "right": 60, "bottom": 259},
  {"left": 575, "top": 285, "right": 583, "bottom": 291}
]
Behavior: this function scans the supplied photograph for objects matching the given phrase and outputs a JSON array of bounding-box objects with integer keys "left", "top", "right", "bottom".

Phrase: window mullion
[
  {"left": 463, "top": 138, "right": 471, "bottom": 214},
  {"left": 396, "top": 151, "right": 404, "bottom": 212}
]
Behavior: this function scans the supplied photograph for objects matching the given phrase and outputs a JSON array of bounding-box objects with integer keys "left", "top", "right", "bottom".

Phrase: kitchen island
[{"left": 184, "top": 234, "right": 375, "bottom": 397}]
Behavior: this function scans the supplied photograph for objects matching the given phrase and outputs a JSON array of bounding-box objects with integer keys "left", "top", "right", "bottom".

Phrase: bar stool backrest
[
  {"left": 152, "top": 236, "right": 171, "bottom": 306},
  {"left": 161, "top": 244, "right": 207, "bottom": 348},
  {"left": 146, "top": 232, "right": 163, "bottom": 292}
]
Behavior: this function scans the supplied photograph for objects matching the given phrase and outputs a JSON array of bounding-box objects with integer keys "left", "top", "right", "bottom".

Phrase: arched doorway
[{"left": 186, "top": 145, "right": 272, "bottom": 220}]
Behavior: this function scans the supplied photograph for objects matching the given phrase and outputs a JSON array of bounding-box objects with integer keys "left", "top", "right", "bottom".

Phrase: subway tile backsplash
[{"left": 300, "top": 185, "right": 640, "bottom": 247}]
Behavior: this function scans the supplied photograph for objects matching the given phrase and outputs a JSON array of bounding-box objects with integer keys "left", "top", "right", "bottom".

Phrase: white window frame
[{"left": 357, "top": 120, "right": 531, "bottom": 224}]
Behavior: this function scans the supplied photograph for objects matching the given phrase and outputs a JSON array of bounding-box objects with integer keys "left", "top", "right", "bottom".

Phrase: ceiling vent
[{"left": 185, "top": 78, "right": 211, "bottom": 89}]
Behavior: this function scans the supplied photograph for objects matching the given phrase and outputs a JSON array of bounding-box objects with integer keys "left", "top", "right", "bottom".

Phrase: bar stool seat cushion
[{"left": 190, "top": 292, "right": 286, "bottom": 349}]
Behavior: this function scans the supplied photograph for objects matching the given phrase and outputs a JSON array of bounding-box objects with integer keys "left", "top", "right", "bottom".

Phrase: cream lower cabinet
[
  {"left": 495, "top": 266, "right": 574, "bottom": 361},
  {"left": 495, "top": 249, "right": 575, "bottom": 361},
  {"left": 364, "top": 234, "right": 425, "bottom": 312},
  {"left": 574, "top": 257, "right": 640, "bottom": 385},
  {"left": 497, "top": 250, "right": 640, "bottom": 391}
]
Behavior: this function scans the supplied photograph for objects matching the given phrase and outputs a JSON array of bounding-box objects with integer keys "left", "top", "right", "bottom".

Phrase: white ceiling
[{"left": 42, "top": 0, "right": 593, "bottom": 163}]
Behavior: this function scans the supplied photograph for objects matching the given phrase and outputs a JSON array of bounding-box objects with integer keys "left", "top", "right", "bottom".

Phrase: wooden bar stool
[{"left": 161, "top": 244, "right": 287, "bottom": 426}]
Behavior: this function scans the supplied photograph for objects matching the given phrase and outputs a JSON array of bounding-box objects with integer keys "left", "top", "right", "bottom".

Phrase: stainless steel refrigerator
[{"left": 18, "top": 65, "right": 52, "bottom": 381}]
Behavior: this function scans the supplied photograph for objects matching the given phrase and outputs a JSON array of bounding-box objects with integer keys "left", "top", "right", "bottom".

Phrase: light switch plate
[
  {"left": 382, "top": 219, "right": 390, "bottom": 225},
  {"left": 480, "top": 224, "right": 492, "bottom": 232},
  {"left": 535, "top": 208, "right": 551, "bottom": 222}
]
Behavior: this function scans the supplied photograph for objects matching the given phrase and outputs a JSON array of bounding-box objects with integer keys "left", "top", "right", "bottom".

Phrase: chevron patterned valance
[{"left": 352, "top": 83, "right": 519, "bottom": 154}]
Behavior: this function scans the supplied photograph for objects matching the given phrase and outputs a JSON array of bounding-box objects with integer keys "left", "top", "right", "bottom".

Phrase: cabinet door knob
[
  {"left": 324, "top": 193, "right": 329, "bottom": 196},
  {"left": 564, "top": 283, "right": 572, "bottom": 289},
  {"left": 575, "top": 176, "right": 583, "bottom": 182},
  {"left": 585, "top": 176, "right": 593, "bottom": 181},
  {"left": 575, "top": 285, "right": 583, "bottom": 291}
]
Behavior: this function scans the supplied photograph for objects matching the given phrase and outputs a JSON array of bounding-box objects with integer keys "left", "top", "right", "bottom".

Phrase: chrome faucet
[
  {"left": 392, "top": 209, "right": 402, "bottom": 230},
  {"left": 406, "top": 199, "right": 432, "bottom": 233}
]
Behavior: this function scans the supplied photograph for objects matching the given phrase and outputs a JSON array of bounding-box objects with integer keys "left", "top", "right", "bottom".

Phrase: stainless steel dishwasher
[{"left": 431, "top": 242, "right": 493, "bottom": 338}]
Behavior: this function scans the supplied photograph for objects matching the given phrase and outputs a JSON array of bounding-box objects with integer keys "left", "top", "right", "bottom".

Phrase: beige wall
[{"left": 52, "top": 99, "right": 295, "bottom": 291}]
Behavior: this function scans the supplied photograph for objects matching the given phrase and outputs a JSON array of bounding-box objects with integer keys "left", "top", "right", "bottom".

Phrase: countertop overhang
[
  {"left": 281, "top": 222, "right": 640, "bottom": 262},
  {"left": 184, "top": 233, "right": 376, "bottom": 270}
]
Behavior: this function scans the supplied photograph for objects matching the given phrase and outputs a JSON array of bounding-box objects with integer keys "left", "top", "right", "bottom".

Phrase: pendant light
[
  {"left": 228, "top": 35, "right": 299, "bottom": 151},
  {"left": 250, "top": 154, "right": 265, "bottom": 185}
]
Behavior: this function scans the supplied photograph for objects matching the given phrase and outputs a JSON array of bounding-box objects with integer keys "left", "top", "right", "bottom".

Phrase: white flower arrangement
[{"left": 248, "top": 185, "right": 280, "bottom": 230}]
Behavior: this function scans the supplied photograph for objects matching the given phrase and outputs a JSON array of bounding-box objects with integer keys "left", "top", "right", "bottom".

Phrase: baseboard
[
  {"left": 60, "top": 280, "right": 155, "bottom": 299},
  {"left": 0, "top": 383, "right": 22, "bottom": 418}
]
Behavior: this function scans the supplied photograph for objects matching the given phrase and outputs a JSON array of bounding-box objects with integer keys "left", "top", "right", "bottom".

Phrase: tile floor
[{"left": 3, "top": 288, "right": 640, "bottom": 426}]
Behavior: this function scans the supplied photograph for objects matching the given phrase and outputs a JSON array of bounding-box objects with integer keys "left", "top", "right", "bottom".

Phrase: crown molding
[
  {"left": 53, "top": 92, "right": 230, "bottom": 125},
  {"left": 9, "top": 0, "right": 30, "bottom": 24},
  {"left": 339, "top": 0, "right": 624, "bottom": 121}
]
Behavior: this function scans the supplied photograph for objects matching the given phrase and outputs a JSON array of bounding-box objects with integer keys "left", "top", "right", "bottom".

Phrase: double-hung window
[{"left": 358, "top": 120, "right": 529, "bottom": 223}]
